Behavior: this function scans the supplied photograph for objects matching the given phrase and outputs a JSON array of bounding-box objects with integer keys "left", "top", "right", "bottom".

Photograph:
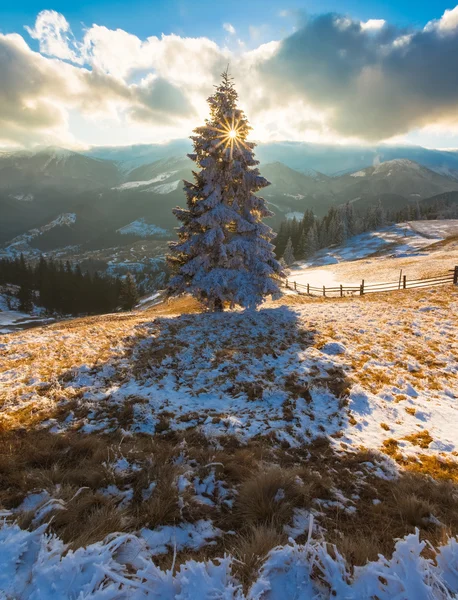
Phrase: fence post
[
  {"left": 294, "top": 281, "right": 297, "bottom": 291},
  {"left": 360, "top": 280, "right": 364, "bottom": 296},
  {"left": 403, "top": 275, "right": 407, "bottom": 289},
  {"left": 323, "top": 286, "right": 326, "bottom": 297},
  {"left": 307, "top": 283, "right": 310, "bottom": 295},
  {"left": 454, "top": 266, "right": 458, "bottom": 285},
  {"left": 285, "top": 279, "right": 288, "bottom": 289},
  {"left": 340, "top": 284, "right": 343, "bottom": 297}
]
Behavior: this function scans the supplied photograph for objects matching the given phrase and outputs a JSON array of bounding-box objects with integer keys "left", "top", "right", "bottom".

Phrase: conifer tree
[
  {"left": 305, "top": 222, "right": 319, "bottom": 257},
  {"left": 17, "top": 283, "right": 33, "bottom": 313},
  {"left": 120, "top": 273, "right": 139, "bottom": 310},
  {"left": 283, "top": 237, "right": 295, "bottom": 266},
  {"left": 274, "top": 221, "right": 289, "bottom": 258},
  {"left": 345, "top": 202, "right": 356, "bottom": 237},
  {"left": 167, "top": 70, "right": 283, "bottom": 310},
  {"left": 296, "top": 229, "right": 307, "bottom": 260},
  {"left": 336, "top": 210, "right": 348, "bottom": 245}
]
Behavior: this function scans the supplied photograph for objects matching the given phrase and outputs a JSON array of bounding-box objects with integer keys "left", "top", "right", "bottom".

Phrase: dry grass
[
  {"left": 235, "top": 469, "right": 304, "bottom": 527},
  {"left": 404, "top": 430, "right": 434, "bottom": 449},
  {"left": 1, "top": 428, "right": 458, "bottom": 577},
  {"left": 232, "top": 526, "right": 286, "bottom": 586},
  {"left": 0, "top": 296, "right": 202, "bottom": 420},
  {"left": 1, "top": 286, "right": 458, "bottom": 583}
]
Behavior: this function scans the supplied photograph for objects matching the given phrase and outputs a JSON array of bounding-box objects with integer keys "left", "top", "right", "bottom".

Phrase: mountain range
[{"left": 1, "top": 142, "right": 458, "bottom": 258}]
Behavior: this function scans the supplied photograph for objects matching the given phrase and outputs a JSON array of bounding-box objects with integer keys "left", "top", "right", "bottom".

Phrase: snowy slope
[
  {"left": 337, "top": 159, "right": 458, "bottom": 203},
  {"left": 1, "top": 287, "right": 458, "bottom": 596},
  {"left": 112, "top": 171, "right": 179, "bottom": 191},
  {"left": 286, "top": 220, "right": 458, "bottom": 291},
  {"left": 117, "top": 219, "right": 168, "bottom": 237},
  {"left": 1, "top": 213, "right": 77, "bottom": 257},
  {"left": 409, "top": 219, "right": 458, "bottom": 238}
]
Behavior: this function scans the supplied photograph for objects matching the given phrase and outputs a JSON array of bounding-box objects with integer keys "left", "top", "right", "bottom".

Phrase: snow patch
[
  {"left": 113, "top": 170, "right": 178, "bottom": 190},
  {"left": 117, "top": 219, "right": 168, "bottom": 237},
  {"left": 144, "top": 179, "right": 180, "bottom": 194}
]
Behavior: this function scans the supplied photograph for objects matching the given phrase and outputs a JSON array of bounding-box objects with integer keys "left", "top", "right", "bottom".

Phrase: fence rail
[{"left": 284, "top": 266, "right": 458, "bottom": 297}]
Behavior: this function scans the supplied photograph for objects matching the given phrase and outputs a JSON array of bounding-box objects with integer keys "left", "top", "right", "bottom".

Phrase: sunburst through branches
[{"left": 209, "top": 112, "right": 250, "bottom": 159}]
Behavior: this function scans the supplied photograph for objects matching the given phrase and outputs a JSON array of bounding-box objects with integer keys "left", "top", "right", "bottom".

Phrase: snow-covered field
[
  {"left": 1, "top": 286, "right": 458, "bottom": 597},
  {"left": 289, "top": 221, "right": 458, "bottom": 289},
  {"left": 0, "top": 292, "right": 55, "bottom": 334},
  {"left": 0, "top": 310, "right": 54, "bottom": 334},
  {"left": 3, "top": 290, "right": 455, "bottom": 458},
  {"left": 410, "top": 219, "right": 458, "bottom": 238}
]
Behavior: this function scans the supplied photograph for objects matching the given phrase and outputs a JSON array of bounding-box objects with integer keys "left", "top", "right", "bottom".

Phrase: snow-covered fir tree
[
  {"left": 167, "top": 70, "right": 283, "bottom": 310},
  {"left": 283, "top": 237, "right": 295, "bottom": 266}
]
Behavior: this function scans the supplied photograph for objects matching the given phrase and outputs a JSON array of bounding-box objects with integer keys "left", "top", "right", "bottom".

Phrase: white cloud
[
  {"left": 81, "top": 25, "right": 148, "bottom": 77},
  {"left": 223, "top": 23, "right": 236, "bottom": 35},
  {"left": 25, "top": 10, "right": 82, "bottom": 63},
  {"left": 3, "top": 7, "right": 458, "bottom": 148},
  {"left": 426, "top": 5, "right": 458, "bottom": 34},
  {"left": 0, "top": 29, "right": 196, "bottom": 147},
  {"left": 360, "top": 19, "right": 386, "bottom": 31}
]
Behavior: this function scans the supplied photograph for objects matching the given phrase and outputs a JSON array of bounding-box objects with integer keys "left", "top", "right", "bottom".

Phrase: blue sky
[
  {"left": 2, "top": 1, "right": 458, "bottom": 148},
  {"left": 3, "top": 0, "right": 456, "bottom": 41}
]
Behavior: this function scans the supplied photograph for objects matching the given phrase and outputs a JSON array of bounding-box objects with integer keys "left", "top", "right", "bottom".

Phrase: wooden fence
[{"left": 284, "top": 266, "right": 458, "bottom": 297}]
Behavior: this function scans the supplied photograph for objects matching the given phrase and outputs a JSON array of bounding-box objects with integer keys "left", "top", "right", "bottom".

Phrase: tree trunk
[{"left": 213, "top": 298, "right": 224, "bottom": 312}]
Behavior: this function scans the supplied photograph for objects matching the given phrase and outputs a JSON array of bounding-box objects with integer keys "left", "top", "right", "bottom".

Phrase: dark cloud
[
  {"left": 259, "top": 12, "right": 458, "bottom": 139},
  {"left": 132, "top": 77, "right": 196, "bottom": 122}
]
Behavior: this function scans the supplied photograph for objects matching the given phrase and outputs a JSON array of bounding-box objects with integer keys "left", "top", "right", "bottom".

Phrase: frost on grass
[
  {"left": 2, "top": 522, "right": 458, "bottom": 599},
  {"left": 1, "top": 287, "right": 458, "bottom": 595},
  {"left": 12, "top": 306, "right": 348, "bottom": 445}
]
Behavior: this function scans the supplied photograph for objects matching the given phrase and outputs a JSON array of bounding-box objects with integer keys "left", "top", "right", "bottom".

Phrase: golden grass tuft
[
  {"left": 232, "top": 525, "right": 286, "bottom": 586},
  {"left": 235, "top": 468, "right": 303, "bottom": 527},
  {"left": 404, "top": 430, "right": 434, "bottom": 449}
]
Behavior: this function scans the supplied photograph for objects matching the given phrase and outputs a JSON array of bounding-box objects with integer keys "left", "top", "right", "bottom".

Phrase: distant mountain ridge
[
  {"left": 84, "top": 140, "right": 458, "bottom": 177},
  {"left": 1, "top": 144, "right": 458, "bottom": 255}
]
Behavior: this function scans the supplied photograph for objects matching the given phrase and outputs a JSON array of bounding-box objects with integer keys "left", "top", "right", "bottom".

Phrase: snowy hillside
[
  {"left": 1, "top": 213, "right": 77, "bottom": 257},
  {"left": 409, "top": 219, "right": 458, "bottom": 238},
  {"left": 1, "top": 284, "right": 458, "bottom": 597},
  {"left": 288, "top": 220, "right": 458, "bottom": 289},
  {"left": 113, "top": 171, "right": 179, "bottom": 191},
  {"left": 117, "top": 219, "right": 168, "bottom": 237}
]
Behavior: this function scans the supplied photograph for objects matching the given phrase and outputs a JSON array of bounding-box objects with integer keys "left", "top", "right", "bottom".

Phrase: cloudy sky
[{"left": 2, "top": 0, "right": 458, "bottom": 149}]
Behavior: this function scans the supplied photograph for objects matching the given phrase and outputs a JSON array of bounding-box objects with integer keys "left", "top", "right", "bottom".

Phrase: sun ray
[
  {"left": 214, "top": 137, "right": 228, "bottom": 150},
  {"left": 207, "top": 109, "right": 247, "bottom": 156}
]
